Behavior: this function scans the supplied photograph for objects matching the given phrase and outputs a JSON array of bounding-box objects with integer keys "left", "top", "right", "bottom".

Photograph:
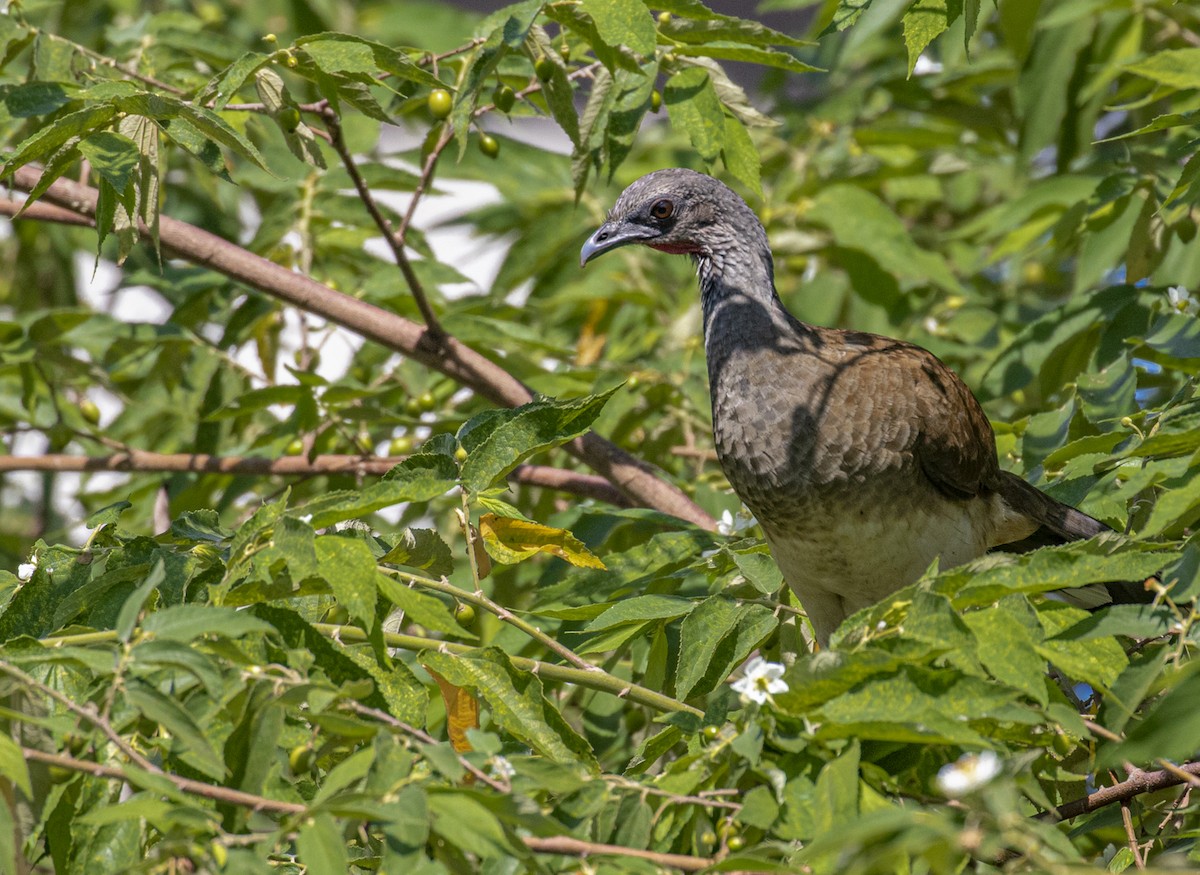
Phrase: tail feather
[{"left": 994, "top": 472, "right": 1155, "bottom": 606}]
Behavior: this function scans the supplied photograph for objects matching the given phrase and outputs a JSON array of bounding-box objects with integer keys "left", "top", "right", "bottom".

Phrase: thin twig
[
  {"left": 21, "top": 748, "right": 305, "bottom": 815},
  {"left": 521, "top": 835, "right": 713, "bottom": 872},
  {"left": 324, "top": 111, "right": 446, "bottom": 340},
  {"left": 1121, "top": 800, "right": 1146, "bottom": 869}
]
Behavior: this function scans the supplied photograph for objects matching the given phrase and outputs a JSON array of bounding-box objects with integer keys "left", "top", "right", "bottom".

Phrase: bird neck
[{"left": 696, "top": 226, "right": 799, "bottom": 347}]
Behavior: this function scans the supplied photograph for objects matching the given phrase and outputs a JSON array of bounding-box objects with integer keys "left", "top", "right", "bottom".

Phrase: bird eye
[{"left": 650, "top": 199, "right": 674, "bottom": 220}]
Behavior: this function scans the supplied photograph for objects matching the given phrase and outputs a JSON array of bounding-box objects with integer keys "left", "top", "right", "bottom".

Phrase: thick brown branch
[
  {"left": 0, "top": 178, "right": 713, "bottom": 529},
  {"left": 1051, "top": 760, "right": 1200, "bottom": 821},
  {"left": 0, "top": 453, "right": 631, "bottom": 506}
]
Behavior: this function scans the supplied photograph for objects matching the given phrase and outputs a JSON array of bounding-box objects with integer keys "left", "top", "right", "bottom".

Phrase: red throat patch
[{"left": 649, "top": 242, "right": 700, "bottom": 255}]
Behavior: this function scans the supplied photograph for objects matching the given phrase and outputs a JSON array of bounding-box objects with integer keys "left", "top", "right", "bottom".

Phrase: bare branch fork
[{"left": 0, "top": 173, "right": 714, "bottom": 529}]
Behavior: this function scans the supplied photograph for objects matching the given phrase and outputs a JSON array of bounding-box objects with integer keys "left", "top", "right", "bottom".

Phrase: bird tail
[{"left": 995, "top": 472, "right": 1154, "bottom": 606}]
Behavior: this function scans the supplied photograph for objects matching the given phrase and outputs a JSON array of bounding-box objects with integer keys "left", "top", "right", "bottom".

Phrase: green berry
[
  {"left": 535, "top": 55, "right": 555, "bottom": 81},
  {"left": 288, "top": 744, "right": 315, "bottom": 774},
  {"left": 78, "top": 398, "right": 100, "bottom": 425},
  {"left": 388, "top": 436, "right": 414, "bottom": 455},
  {"left": 428, "top": 88, "right": 453, "bottom": 120},
  {"left": 478, "top": 133, "right": 500, "bottom": 159},
  {"left": 657, "top": 11, "right": 671, "bottom": 26},
  {"left": 493, "top": 84, "right": 515, "bottom": 113},
  {"left": 277, "top": 106, "right": 301, "bottom": 132},
  {"left": 323, "top": 604, "right": 350, "bottom": 625},
  {"left": 454, "top": 602, "right": 476, "bottom": 626},
  {"left": 285, "top": 439, "right": 304, "bottom": 456},
  {"left": 418, "top": 391, "right": 437, "bottom": 412},
  {"left": 650, "top": 90, "right": 662, "bottom": 113}
]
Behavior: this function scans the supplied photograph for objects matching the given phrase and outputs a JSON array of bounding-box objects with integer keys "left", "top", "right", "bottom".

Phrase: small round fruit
[
  {"left": 657, "top": 11, "right": 671, "bottom": 26},
  {"left": 277, "top": 106, "right": 301, "bottom": 132},
  {"left": 289, "top": 744, "right": 315, "bottom": 774},
  {"left": 388, "top": 436, "right": 414, "bottom": 455},
  {"left": 263, "top": 33, "right": 277, "bottom": 43},
  {"left": 559, "top": 42, "right": 571, "bottom": 62},
  {"left": 417, "top": 391, "right": 437, "bottom": 412},
  {"left": 428, "top": 88, "right": 453, "bottom": 120},
  {"left": 48, "top": 764, "right": 74, "bottom": 784},
  {"left": 702, "top": 725, "right": 719, "bottom": 740},
  {"left": 700, "top": 830, "right": 716, "bottom": 847},
  {"left": 650, "top": 90, "right": 662, "bottom": 113},
  {"left": 285, "top": 54, "right": 298, "bottom": 68},
  {"left": 726, "top": 835, "right": 746, "bottom": 852},
  {"left": 210, "top": 841, "right": 228, "bottom": 868},
  {"left": 478, "top": 133, "right": 500, "bottom": 159},
  {"left": 535, "top": 55, "right": 555, "bottom": 81},
  {"left": 404, "top": 397, "right": 423, "bottom": 417},
  {"left": 78, "top": 398, "right": 100, "bottom": 425},
  {"left": 323, "top": 604, "right": 350, "bottom": 625},
  {"left": 454, "top": 446, "right": 468, "bottom": 463},
  {"left": 454, "top": 602, "right": 476, "bottom": 626},
  {"left": 285, "top": 439, "right": 304, "bottom": 456},
  {"left": 493, "top": 84, "right": 515, "bottom": 113}
]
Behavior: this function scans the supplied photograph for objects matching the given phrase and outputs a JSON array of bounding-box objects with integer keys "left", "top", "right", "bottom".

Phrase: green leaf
[
  {"left": 375, "top": 575, "right": 475, "bottom": 640},
  {"left": 962, "top": 598, "right": 1048, "bottom": 705},
  {"left": 77, "top": 131, "right": 139, "bottom": 195},
  {"left": 1, "top": 103, "right": 117, "bottom": 177},
  {"left": 421, "top": 647, "right": 598, "bottom": 770},
  {"left": 664, "top": 66, "right": 724, "bottom": 163},
  {"left": 299, "top": 450, "right": 458, "bottom": 529},
  {"left": 902, "top": 0, "right": 962, "bottom": 76},
  {"left": 0, "top": 733, "right": 31, "bottom": 800},
  {"left": 674, "top": 42, "right": 820, "bottom": 75},
  {"left": 1103, "top": 664, "right": 1200, "bottom": 767},
  {"left": 315, "top": 535, "right": 378, "bottom": 628},
  {"left": 581, "top": 0, "right": 656, "bottom": 56},
  {"left": 115, "top": 559, "right": 166, "bottom": 643},
  {"left": 458, "top": 388, "right": 617, "bottom": 492},
  {"left": 584, "top": 595, "right": 694, "bottom": 631},
  {"left": 1125, "top": 48, "right": 1200, "bottom": 91},
  {"left": 478, "top": 514, "right": 605, "bottom": 568},
  {"left": 142, "top": 605, "right": 274, "bottom": 643},
  {"left": 379, "top": 528, "right": 454, "bottom": 577},
  {"left": 721, "top": 113, "right": 762, "bottom": 200},
  {"left": 295, "top": 32, "right": 440, "bottom": 87},
  {"left": 295, "top": 813, "right": 350, "bottom": 875},
  {"left": 124, "top": 679, "right": 225, "bottom": 779},
  {"left": 675, "top": 598, "right": 777, "bottom": 700}
]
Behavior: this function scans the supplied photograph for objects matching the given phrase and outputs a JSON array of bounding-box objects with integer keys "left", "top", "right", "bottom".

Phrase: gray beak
[{"left": 579, "top": 221, "right": 657, "bottom": 267}]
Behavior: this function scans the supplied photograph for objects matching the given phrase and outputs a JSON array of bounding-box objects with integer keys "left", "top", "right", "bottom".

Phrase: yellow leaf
[
  {"left": 478, "top": 513, "right": 606, "bottom": 569},
  {"left": 427, "top": 668, "right": 479, "bottom": 754}
]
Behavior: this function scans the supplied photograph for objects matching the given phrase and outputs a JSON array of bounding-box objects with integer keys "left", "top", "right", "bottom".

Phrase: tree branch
[
  {"left": 521, "top": 835, "right": 713, "bottom": 872},
  {"left": 0, "top": 452, "right": 631, "bottom": 506},
  {"left": 0, "top": 178, "right": 714, "bottom": 530},
  {"left": 1050, "top": 760, "right": 1200, "bottom": 821}
]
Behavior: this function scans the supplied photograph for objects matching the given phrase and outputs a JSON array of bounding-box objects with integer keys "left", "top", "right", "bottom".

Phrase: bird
[{"left": 580, "top": 168, "right": 1147, "bottom": 647}]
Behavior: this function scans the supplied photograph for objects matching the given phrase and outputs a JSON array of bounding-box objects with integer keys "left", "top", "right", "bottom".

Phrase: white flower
[
  {"left": 716, "top": 508, "right": 758, "bottom": 536},
  {"left": 913, "top": 54, "right": 943, "bottom": 76},
  {"left": 1167, "top": 286, "right": 1199, "bottom": 316},
  {"left": 935, "top": 750, "right": 1001, "bottom": 797},
  {"left": 489, "top": 755, "right": 515, "bottom": 780},
  {"left": 16, "top": 555, "right": 37, "bottom": 581},
  {"left": 731, "top": 656, "right": 789, "bottom": 705}
]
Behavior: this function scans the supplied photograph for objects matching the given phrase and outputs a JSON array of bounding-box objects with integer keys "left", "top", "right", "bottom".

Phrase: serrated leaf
[
  {"left": 427, "top": 668, "right": 480, "bottom": 753},
  {"left": 458, "top": 388, "right": 617, "bottom": 493},
  {"left": 421, "top": 647, "right": 598, "bottom": 770},
  {"left": 675, "top": 597, "right": 776, "bottom": 699},
  {"left": 581, "top": 0, "right": 656, "bottom": 56},
  {"left": 1126, "top": 47, "right": 1200, "bottom": 91},
  {"left": 295, "top": 32, "right": 440, "bottom": 87},
  {"left": 379, "top": 528, "right": 454, "bottom": 577},
  {"left": 1, "top": 103, "right": 117, "bottom": 177},
  {"left": 142, "top": 605, "right": 274, "bottom": 643},
  {"left": 299, "top": 450, "right": 458, "bottom": 529},
  {"left": 77, "top": 131, "right": 139, "bottom": 195},
  {"left": 903, "top": 0, "right": 962, "bottom": 76},
  {"left": 963, "top": 598, "right": 1048, "bottom": 704},
  {"left": 0, "top": 734, "right": 31, "bottom": 799},
  {"left": 295, "top": 813, "right": 350, "bottom": 875},
  {"left": 478, "top": 514, "right": 605, "bottom": 568},
  {"left": 664, "top": 66, "right": 724, "bottom": 163},
  {"left": 721, "top": 112, "right": 762, "bottom": 199},
  {"left": 124, "top": 679, "right": 225, "bottom": 779},
  {"left": 315, "top": 535, "right": 377, "bottom": 628},
  {"left": 209, "top": 50, "right": 270, "bottom": 110},
  {"left": 115, "top": 559, "right": 166, "bottom": 643},
  {"left": 584, "top": 595, "right": 694, "bottom": 631},
  {"left": 375, "top": 575, "right": 475, "bottom": 640},
  {"left": 674, "top": 42, "right": 820, "bottom": 75}
]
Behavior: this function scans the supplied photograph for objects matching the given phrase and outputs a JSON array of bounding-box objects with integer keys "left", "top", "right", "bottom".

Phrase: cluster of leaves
[{"left": 0, "top": 0, "right": 1198, "bottom": 872}]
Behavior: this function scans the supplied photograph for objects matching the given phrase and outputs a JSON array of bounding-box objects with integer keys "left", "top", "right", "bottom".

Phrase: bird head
[{"left": 579, "top": 168, "right": 756, "bottom": 268}]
